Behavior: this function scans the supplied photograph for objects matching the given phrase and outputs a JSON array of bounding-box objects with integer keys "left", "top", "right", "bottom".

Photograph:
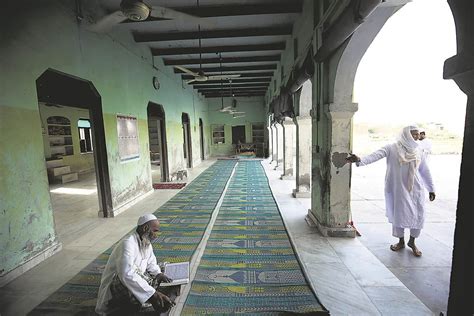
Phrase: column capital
[
  {"left": 325, "top": 102, "right": 359, "bottom": 120},
  {"left": 444, "top": 53, "right": 474, "bottom": 95},
  {"left": 282, "top": 119, "right": 296, "bottom": 126},
  {"left": 296, "top": 116, "right": 312, "bottom": 125}
]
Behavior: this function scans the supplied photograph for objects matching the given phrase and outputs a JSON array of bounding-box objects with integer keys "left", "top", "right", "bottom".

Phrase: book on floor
[{"left": 160, "top": 261, "right": 190, "bottom": 286}]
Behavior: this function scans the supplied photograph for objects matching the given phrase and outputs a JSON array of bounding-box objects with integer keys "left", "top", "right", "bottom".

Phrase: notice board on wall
[{"left": 117, "top": 114, "right": 140, "bottom": 161}]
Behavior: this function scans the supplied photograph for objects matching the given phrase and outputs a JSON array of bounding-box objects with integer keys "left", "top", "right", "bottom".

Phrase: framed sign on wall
[{"left": 117, "top": 114, "right": 140, "bottom": 161}]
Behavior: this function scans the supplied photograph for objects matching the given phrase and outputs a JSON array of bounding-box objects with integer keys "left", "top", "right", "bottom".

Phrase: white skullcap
[{"left": 137, "top": 214, "right": 158, "bottom": 226}]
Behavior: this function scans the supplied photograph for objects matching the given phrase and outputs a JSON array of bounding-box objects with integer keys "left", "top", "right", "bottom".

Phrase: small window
[{"left": 78, "top": 119, "right": 93, "bottom": 153}]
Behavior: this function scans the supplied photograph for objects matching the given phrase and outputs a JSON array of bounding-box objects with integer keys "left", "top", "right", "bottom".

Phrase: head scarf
[{"left": 396, "top": 125, "right": 420, "bottom": 191}]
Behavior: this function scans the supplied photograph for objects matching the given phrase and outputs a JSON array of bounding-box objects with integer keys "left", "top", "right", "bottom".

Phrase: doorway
[
  {"left": 36, "top": 68, "right": 112, "bottom": 243},
  {"left": 199, "top": 118, "right": 205, "bottom": 161},
  {"left": 147, "top": 103, "right": 169, "bottom": 182},
  {"left": 182, "top": 113, "right": 192, "bottom": 168},
  {"left": 232, "top": 125, "right": 246, "bottom": 144}
]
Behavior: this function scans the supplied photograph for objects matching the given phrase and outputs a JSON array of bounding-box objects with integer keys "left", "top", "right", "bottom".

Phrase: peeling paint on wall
[{"left": 0, "top": 106, "right": 57, "bottom": 275}]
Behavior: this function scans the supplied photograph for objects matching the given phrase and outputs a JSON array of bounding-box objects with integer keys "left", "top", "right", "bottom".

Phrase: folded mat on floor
[
  {"left": 181, "top": 160, "right": 328, "bottom": 315},
  {"left": 152, "top": 182, "right": 186, "bottom": 190},
  {"left": 29, "top": 160, "right": 237, "bottom": 315}
]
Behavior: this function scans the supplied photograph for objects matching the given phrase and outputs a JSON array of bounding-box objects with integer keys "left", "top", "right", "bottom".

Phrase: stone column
[
  {"left": 308, "top": 102, "right": 358, "bottom": 237},
  {"left": 274, "top": 123, "right": 284, "bottom": 170},
  {"left": 271, "top": 124, "right": 278, "bottom": 163},
  {"left": 281, "top": 119, "right": 296, "bottom": 179},
  {"left": 444, "top": 1, "right": 474, "bottom": 312},
  {"left": 293, "top": 116, "right": 312, "bottom": 198},
  {"left": 267, "top": 124, "right": 273, "bottom": 162}
]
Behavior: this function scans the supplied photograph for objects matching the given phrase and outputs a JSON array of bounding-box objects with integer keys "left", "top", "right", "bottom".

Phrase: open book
[{"left": 160, "top": 262, "right": 190, "bottom": 287}]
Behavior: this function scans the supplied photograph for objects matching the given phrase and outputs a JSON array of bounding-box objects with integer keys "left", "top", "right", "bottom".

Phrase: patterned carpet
[
  {"left": 182, "top": 161, "right": 328, "bottom": 315},
  {"left": 29, "top": 160, "right": 237, "bottom": 315},
  {"left": 29, "top": 159, "right": 327, "bottom": 315}
]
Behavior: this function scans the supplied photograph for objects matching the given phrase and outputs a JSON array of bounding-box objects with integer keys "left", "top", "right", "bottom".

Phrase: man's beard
[{"left": 140, "top": 231, "right": 155, "bottom": 249}]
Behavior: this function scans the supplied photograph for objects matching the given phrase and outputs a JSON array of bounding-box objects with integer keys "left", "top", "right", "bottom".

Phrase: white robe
[
  {"left": 418, "top": 139, "right": 432, "bottom": 156},
  {"left": 357, "top": 144, "right": 435, "bottom": 229},
  {"left": 95, "top": 232, "right": 161, "bottom": 315}
]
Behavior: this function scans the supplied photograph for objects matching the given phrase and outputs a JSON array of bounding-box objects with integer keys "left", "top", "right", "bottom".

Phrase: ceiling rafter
[
  {"left": 190, "top": 78, "right": 272, "bottom": 85},
  {"left": 134, "top": 26, "right": 292, "bottom": 42},
  {"left": 204, "top": 92, "right": 266, "bottom": 98},
  {"left": 123, "top": 2, "right": 302, "bottom": 22},
  {"left": 199, "top": 87, "right": 268, "bottom": 92},
  {"left": 128, "top": 0, "right": 303, "bottom": 98},
  {"left": 193, "top": 83, "right": 269, "bottom": 90},
  {"left": 163, "top": 55, "right": 281, "bottom": 66},
  {"left": 152, "top": 43, "right": 285, "bottom": 56},
  {"left": 181, "top": 71, "right": 274, "bottom": 80},
  {"left": 174, "top": 64, "right": 277, "bottom": 74}
]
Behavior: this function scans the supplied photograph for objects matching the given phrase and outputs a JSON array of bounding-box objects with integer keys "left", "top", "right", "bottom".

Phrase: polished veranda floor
[{"left": 0, "top": 156, "right": 457, "bottom": 315}]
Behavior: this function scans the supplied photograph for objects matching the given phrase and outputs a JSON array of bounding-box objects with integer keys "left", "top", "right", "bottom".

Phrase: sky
[{"left": 353, "top": 0, "right": 466, "bottom": 136}]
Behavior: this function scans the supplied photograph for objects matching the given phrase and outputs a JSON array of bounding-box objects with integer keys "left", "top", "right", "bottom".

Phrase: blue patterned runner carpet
[
  {"left": 29, "top": 160, "right": 237, "bottom": 315},
  {"left": 182, "top": 160, "right": 328, "bottom": 315}
]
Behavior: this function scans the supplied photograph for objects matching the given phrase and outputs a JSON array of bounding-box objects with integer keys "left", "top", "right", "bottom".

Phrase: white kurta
[
  {"left": 357, "top": 144, "right": 435, "bottom": 229},
  {"left": 418, "top": 139, "right": 433, "bottom": 155},
  {"left": 95, "top": 232, "right": 161, "bottom": 315}
]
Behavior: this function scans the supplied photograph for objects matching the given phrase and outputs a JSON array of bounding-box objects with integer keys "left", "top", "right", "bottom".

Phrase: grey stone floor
[{"left": 0, "top": 156, "right": 457, "bottom": 315}]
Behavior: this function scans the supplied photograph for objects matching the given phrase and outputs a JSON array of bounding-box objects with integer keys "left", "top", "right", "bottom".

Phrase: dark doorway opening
[
  {"left": 147, "top": 103, "right": 169, "bottom": 182},
  {"left": 182, "top": 113, "right": 192, "bottom": 168},
  {"left": 199, "top": 118, "right": 205, "bottom": 161},
  {"left": 232, "top": 125, "right": 246, "bottom": 144},
  {"left": 36, "top": 68, "right": 113, "bottom": 221}
]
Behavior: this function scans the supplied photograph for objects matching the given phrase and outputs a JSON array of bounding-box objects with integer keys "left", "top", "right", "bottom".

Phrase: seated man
[{"left": 96, "top": 214, "right": 174, "bottom": 315}]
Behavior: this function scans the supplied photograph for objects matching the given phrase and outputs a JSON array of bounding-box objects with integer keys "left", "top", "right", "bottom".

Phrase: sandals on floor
[
  {"left": 390, "top": 243, "right": 405, "bottom": 251},
  {"left": 407, "top": 243, "right": 422, "bottom": 257}
]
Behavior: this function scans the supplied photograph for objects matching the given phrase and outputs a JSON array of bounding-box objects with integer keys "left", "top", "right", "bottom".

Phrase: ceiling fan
[
  {"left": 88, "top": 0, "right": 207, "bottom": 33},
  {"left": 175, "top": 28, "right": 241, "bottom": 84},
  {"left": 175, "top": 66, "right": 241, "bottom": 84}
]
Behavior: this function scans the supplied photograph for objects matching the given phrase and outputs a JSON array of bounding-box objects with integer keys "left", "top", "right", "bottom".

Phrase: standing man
[
  {"left": 418, "top": 129, "right": 432, "bottom": 156},
  {"left": 96, "top": 214, "right": 174, "bottom": 315},
  {"left": 346, "top": 126, "right": 436, "bottom": 257}
]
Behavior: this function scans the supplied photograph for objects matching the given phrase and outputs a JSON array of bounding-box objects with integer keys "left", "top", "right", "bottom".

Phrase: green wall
[
  {"left": 208, "top": 97, "right": 267, "bottom": 156},
  {"left": 0, "top": 1, "right": 211, "bottom": 276},
  {"left": 0, "top": 106, "right": 57, "bottom": 276}
]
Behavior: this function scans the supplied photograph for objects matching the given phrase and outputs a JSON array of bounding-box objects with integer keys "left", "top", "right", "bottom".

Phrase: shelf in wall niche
[
  {"left": 212, "top": 124, "right": 226, "bottom": 145},
  {"left": 47, "top": 116, "right": 74, "bottom": 156}
]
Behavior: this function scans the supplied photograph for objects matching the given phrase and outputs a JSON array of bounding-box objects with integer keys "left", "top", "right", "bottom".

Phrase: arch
[
  {"left": 298, "top": 80, "right": 313, "bottom": 117},
  {"left": 36, "top": 68, "right": 113, "bottom": 217},
  {"left": 331, "top": 4, "right": 404, "bottom": 105}
]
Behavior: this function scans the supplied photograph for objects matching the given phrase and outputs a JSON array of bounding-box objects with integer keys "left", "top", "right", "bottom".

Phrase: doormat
[{"left": 153, "top": 182, "right": 186, "bottom": 190}]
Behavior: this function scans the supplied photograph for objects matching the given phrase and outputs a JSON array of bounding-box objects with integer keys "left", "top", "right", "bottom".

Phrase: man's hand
[
  {"left": 148, "top": 290, "right": 175, "bottom": 310},
  {"left": 429, "top": 192, "right": 436, "bottom": 201},
  {"left": 155, "top": 273, "right": 172, "bottom": 284},
  {"left": 346, "top": 154, "right": 360, "bottom": 164}
]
